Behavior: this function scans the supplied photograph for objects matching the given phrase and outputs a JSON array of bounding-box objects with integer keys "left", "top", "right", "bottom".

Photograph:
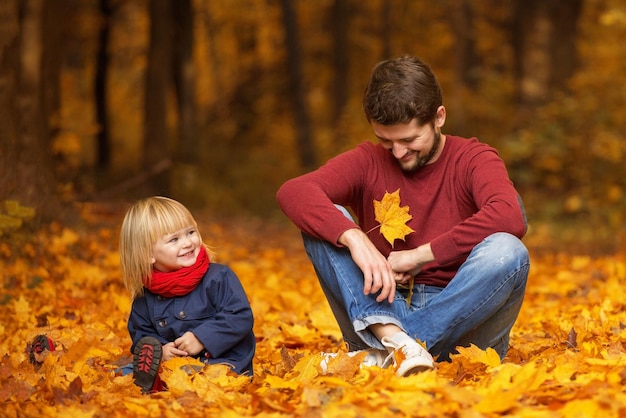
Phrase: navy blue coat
[{"left": 128, "top": 263, "right": 255, "bottom": 375}]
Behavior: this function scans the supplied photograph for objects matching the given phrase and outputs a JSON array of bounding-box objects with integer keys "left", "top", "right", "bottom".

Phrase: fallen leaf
[{"left": 2, "top": 210, "right": 626, "bottom": 417}]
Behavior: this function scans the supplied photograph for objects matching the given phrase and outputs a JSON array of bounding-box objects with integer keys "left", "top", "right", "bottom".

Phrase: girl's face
[{"left": 151, "top": 225, "right": 202, "bottom": 272}]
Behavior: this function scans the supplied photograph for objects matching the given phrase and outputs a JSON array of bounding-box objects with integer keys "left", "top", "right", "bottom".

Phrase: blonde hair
[{"left": 119, "top": 196, "right": 212, "bottom": 299}]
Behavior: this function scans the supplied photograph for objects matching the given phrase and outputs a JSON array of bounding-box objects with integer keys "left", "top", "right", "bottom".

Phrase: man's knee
[{"left": 483, "top": 232, "right": 529, "bottom": 263}]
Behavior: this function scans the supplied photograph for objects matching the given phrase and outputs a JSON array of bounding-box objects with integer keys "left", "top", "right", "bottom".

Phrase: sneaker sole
[
  {"left": 133, "top": 337, "right": 163, "bottom": 393},
  {"left": 398, "top": 362, "right": 434, "bottom": 377}
]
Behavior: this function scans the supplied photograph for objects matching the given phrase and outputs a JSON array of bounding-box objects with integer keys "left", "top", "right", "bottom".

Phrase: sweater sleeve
[
  {"left": 276, "top": 145, "right": 372, "bottom": 245},
  {"left": 430, "top": 144, "right": 527, "bottom": 265}
]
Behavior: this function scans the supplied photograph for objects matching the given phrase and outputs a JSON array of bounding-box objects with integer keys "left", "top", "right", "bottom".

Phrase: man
[{"left": 276, "top": 56, "right": 530, "bottom": 377}]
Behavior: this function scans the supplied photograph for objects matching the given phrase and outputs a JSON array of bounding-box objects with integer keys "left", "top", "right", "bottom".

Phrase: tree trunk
[
  {"left": 331, "top": 0, "right": 349, "bottom": 125},
  {"left": 380, "top": 0, "right": 392, "bottom": 59},
  {"left": 279, "top": 0, "right": 316, "bottom": 171},
  {"left": 0, "top": 0, "right": 60, "bottom": 221},
  {"left": 547, "top": 0, "right": 582, "bottom": 90},
  {"left": 95, "top": 0, "right": 112, "bottom": 170},
  {"left": 171, "top": 0, "right": 201, "bottom": 204},
  {"left": 452, "top": 0, "right": 479, "bottom": 89},
  {"left": 511, "top": 0, "right": 581, "bottom": 112},
  {"left": 143, "top": 0, "right": 173, "bottom": 195},
  {"left": 0, "top": 0, "right": 20, "bottom": 201},
  {"left": 450, "top": 0, "right": 480, "bottom": 134},
  {"left": 40, "top": 0, "right": 65, "bottom": 204},
  {"left": 172, "top": 0, "right": 196, "bottom": 165}
]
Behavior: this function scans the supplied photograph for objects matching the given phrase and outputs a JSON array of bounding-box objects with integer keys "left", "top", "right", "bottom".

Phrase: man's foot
[
  {"left": 381, "top": 336, "right": 434, "bottom": 377},
  {"left": 133, "top": 337, "right": 163, "bottom": 393},
  {"left": 27, "top": 335, "right": 56, "bottom": 365},
  {"left": 319, "top": 348, "right": 388, "bottom": 374}
]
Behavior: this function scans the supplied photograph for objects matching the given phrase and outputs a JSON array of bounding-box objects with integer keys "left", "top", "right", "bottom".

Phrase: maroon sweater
[{"left": 276, "top": 136, "right": 527, "bottom": 287}]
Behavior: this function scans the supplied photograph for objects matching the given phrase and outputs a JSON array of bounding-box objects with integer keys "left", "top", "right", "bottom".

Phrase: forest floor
[{"left": 1, "top": 202, "right": 625, "bottom": 417}]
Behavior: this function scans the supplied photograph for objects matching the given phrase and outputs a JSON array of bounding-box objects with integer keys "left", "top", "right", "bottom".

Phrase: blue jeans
[{"left": 302, "top": 218, "right": 529, "bottom": 361}]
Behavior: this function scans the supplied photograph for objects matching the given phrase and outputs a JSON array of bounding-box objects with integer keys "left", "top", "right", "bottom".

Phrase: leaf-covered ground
[{"left": 1, "top": 204, "right": 625, "bottom": 417}]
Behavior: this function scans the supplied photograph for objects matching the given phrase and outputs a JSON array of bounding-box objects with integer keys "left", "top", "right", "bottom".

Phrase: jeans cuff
[{"left": 353, "top": 314, "right": 404, "bottom": 350}]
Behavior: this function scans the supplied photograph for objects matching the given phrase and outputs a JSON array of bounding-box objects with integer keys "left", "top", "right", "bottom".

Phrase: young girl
[{"left": 119, "top": 196, "right": 256, "bottom": 393}]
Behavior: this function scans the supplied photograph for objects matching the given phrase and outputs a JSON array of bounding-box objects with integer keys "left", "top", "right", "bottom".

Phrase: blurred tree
[
  {"left": 452, "top": 0, "right": 480, "bottom": 90},
  {"left": 143, "top": 0, "right": 173, "bottom": 195},
  {"left": 380, "top": 0, "right": 392, "bottom": 59},
  {"left": 448, "top": 0, "right": 481, "bottom": 135},
  {"left": 173, "top": 0, "right": 197, "bottom": 167},
  {"left": 0, "top": 0, "right": 20, "bottom": 200},
  {"left": 0, "top": 0, "right": 64, "bottom": 219},
  {"left": 171, "top": 0, "right": 202, "bottom": 204},
  {"left": 511, "top": 0, "right": 583, "bottom": 114},
  {"left": 280, "top": 0, "right": 316, "bottom": 171},
  {"left": 95, "top": 0, "right": 112, "bottom": 170},
  {"left": 134, "top": 0, "right": 199, "bottom": 200},
  {"left": 331, "top": 0, "right": 349, "bottom": 126}
]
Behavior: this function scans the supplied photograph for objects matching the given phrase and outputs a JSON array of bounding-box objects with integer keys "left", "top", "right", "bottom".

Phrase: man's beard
[{"left": 400, "top": 131, "right": 441, "bottom": 172}]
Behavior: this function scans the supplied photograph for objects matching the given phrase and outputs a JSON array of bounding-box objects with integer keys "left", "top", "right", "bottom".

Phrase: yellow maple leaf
[
  {"left": 456, "top": 344, "right": 501, "bottom": 368},
  {"left": 373, "top": 189, "right": 414, "bottom": 247}
]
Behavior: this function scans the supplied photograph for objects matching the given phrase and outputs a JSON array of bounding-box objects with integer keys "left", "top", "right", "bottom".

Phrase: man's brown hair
[{"left": 363, "top": 55, "right": 443, "bottom": 125}]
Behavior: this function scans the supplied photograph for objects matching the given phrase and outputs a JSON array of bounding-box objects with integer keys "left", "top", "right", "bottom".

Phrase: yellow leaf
[
  {"left": 560, "top": 399, "right": 604, "bottom": 417},
  {"left": 0, "top": 214, "right": 22, "bottom": 229},
  {"left": 13, "top": 296, "right": 31, "bottom": 325},
  {"left": 292, "top": 354, "right": 321, "bottom": 383},
  {"left": 264, "top": 374, "right": 301, "bottom": 390},
  {"left": 455, "top": 344, "right": 501, "bottom": 368},
  {"left": 373, "top": 189, "right": 414, "bottom": 246},
  {"left": 474, "top": 389, "right": 519, "bottom": 414},
  {"left": 320, "top": 351, "right": 365, "bottom": 377},
  {"left": 123, "top": 399, "right": 152, "bottom": 415},
  {"left": 163, "top": 356, "right": 204, "bottom": 370},
  {"left": 4, "top": 200, "right": 35, "bottom": 219}
]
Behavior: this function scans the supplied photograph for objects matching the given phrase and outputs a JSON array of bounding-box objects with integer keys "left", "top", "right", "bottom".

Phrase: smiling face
[
  {"left": 372, "top": 106, "right": 447, "bottom": 171},
  {"left": 151, "top": 226, "right": 202, "bottom": 272}
]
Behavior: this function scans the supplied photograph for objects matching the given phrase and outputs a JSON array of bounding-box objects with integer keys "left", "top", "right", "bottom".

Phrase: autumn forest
[{"left": 1, "top": 0, "right": 626, "bottom": 416}]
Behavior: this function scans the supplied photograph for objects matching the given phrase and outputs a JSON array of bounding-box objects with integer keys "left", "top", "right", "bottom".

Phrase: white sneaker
[
  {"left": 319, "top": 348, "right": 389, "bottom": 374},
  {"left": 381, "top": 336, "right": 435, "bottom": 377}
]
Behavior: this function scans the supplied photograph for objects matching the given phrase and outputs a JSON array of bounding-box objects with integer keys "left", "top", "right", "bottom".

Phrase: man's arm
[
  {"left": 427, "top": 143, "right": 527, "bottom": 266},
  {"left": 276, "top": 143, "right": 376, "bottom": 246}
]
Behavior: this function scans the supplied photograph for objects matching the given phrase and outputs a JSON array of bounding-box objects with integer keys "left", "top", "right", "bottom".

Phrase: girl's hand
[
  {"left": 174, "top": 331, "right": 205, "bottom": 357},
  {"left": 162, "top": 342, "right": 188, "bottom": 361}
]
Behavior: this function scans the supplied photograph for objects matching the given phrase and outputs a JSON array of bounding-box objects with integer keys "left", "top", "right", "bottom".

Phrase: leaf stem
[{"left": 365, "top": 224, "right": 381, "bottom": 235}]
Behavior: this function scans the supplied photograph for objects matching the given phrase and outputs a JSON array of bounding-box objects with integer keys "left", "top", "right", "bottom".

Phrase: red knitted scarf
[{"left": 145, "top": 246, "right": 210, "bottom": 297}]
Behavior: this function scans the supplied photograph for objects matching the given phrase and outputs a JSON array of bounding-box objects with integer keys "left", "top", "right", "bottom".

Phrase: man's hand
[
  {"left": 388, "top": 243, "right": 435, "bottom": 278},
  {"left": 338, "top": 228, "right": 396, "bottom": 303}
]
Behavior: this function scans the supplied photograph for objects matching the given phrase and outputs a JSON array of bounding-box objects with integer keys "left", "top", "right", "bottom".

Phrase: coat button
[
  {"left": 158, "top": 320, "right": 167, "bottom": 327},
  {"left": 178, "top": 311, "right": 187, "bottom": 319}
]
